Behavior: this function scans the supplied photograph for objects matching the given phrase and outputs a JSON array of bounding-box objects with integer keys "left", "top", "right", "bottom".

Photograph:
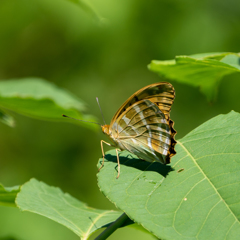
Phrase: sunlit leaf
[
  {"left": 0, "top": 109, "right": 15, "bottom": 127},
  {"left": 148, "top": 52, "right": 240, "bottom": 101},
  {"left": 0, "top": 78, "right": 97, "bottom": 129},
  {"left": 0, "top": 184, "right": 20, "bottom": 207},
  {"left": 16, "top": 179, "right": 123, "bottom": 239},
  {"left": 97, "top": 111, "right": 240, "bottom": 240}
]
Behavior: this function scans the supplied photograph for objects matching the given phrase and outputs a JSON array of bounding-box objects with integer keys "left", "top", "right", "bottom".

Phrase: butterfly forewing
[
  {"left": 110, "top": 82, "right": 175, "bottom": 127},
  {"left": 110, "top": 99, "right": 172, "bottom": 164}
]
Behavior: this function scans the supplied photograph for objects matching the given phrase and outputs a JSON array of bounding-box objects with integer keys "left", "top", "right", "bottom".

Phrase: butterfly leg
[
  {"left": 116, "top": 148, "right": 120, "bottom": 179},
  {"left": 99, "top": 140, "right": 114, "bottom": 171}
]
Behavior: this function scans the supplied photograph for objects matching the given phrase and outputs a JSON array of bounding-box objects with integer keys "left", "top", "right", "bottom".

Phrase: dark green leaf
[
  {"left": 0, "top": 184, "right": 20, "bottom": 207},
  {"left": 148, "top": 52, "right": 240, "bottom": 101},
  {"left": 97, "top": 111, "right": 240, "bottom": 240}
]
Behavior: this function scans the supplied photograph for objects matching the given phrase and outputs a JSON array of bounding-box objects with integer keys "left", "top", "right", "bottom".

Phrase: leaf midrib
[{"left": 82, "top": 210, "right": 115, "bottom": 240}]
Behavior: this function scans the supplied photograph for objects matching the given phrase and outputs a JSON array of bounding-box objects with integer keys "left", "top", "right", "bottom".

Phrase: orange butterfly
[{"left": 63, "top": 82, "right": 176, "bottom": 178}]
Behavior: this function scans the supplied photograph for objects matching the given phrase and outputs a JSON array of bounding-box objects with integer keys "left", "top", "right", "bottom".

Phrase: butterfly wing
[
  {"left": 110, "top": 99, "right": 172, "bottom": 164},
  {"left": 110, "top": 82, "right": 175, "bottom": 126}
]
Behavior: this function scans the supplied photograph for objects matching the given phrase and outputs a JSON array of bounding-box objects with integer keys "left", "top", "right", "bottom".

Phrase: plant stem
[{"left": 94, "top": 213, "right": 129, "bottom": 240}]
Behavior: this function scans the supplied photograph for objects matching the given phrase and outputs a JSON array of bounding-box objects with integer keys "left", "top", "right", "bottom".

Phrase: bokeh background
[{"left": 0, "top": 0, "right": 240, "bottom": 239}]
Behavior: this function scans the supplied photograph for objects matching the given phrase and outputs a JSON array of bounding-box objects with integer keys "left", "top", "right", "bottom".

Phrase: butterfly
[{"left": 99, "top": 82, "right": 176, "bottom": 178}]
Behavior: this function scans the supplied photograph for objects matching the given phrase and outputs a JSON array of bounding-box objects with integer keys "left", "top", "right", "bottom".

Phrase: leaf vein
[{"left": 178, "top": 141, "right": 240, "bottom": 224}]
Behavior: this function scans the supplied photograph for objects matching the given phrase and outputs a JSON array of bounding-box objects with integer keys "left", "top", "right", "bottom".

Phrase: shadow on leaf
[{"left": 103, "top": 152, "right": 174, "bottom": 178}]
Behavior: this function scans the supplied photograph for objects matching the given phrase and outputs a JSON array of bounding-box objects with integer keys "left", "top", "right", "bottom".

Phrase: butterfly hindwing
[{"left": 111, "top": 99, "right": 172, "bottom": 164}]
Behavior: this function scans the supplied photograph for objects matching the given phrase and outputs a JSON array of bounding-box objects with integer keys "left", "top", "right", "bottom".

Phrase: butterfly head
[
  {"left": 101, "top": 125, "right": 111, "bottom": 136},
  {"left": 101, "top": 124, "right": 117, "bottom": 145}
]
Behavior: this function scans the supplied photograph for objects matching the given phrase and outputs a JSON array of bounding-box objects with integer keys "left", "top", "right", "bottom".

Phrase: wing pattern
[
  {"left": 110, "top": 82, "right": 175, "bottom": 126},
  {"left": 111, "top": 99, "right": 172, "bottom": 164}
]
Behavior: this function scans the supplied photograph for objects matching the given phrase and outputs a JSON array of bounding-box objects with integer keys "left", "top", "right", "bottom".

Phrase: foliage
[
  {"left": 1, "top": 0, "right": 240, "bottom": 239},
  {"left": 2, "top": 109, "right": 240, "bottom": 239},
  {"left": 149, "top": 53, "right": 240, "bottom": 102},
  {"left": 0, "top": 78, "right": 96, "bottom": 129},
  {"left": 1, "top": 52, "right": 240, "bottom": 239},
  {"left": 16, "top": 179, "right": 123, "bottom": 240},
  {"left": 97, "top": 111, "right": 240, "bottom": 239}
]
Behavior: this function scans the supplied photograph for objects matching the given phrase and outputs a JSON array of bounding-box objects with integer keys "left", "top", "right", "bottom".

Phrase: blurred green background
[{"left": 0, "top": 0, "right": 240, "bottom": 239}]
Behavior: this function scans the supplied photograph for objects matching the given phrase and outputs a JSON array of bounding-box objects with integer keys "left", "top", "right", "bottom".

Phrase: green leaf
[
  {"left": 97, "top": 111, "right": 240, "bottom": 240},
  {"left": 0, "top": 78, "right": 96, "bottom": 129},
  {"left": 148, "top": 52, "right": 240, "bottom": 101},
  {"left": 0, "top": 109, "right": 15, "bottom": 127},
  {"left": 0, "top": 183, "right": 20, "bottom": 207},
  {"left": 16, "top": 179, "right": 123, "bottom": 239},
  {"left": 67, "top": 0, "right": 102, "bottom": 23}
]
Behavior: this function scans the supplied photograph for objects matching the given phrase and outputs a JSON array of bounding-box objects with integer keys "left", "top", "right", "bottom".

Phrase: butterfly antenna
[
  {"left": 62, "top": 115, "right": 102, "bottom": 126},
  {"left": 96, "top": 97, "right": 106, "bottom": 125}
]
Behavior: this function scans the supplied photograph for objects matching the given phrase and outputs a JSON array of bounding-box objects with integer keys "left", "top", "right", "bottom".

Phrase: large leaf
[
  {"left": 97, "top": 111, "right": 240, "bottom": 240},
  {"left": 16, "top": 179, "right": 123, "bottom": 240},
  {"left": 0, "top": 78, "right": 96, "bottom": 129},
  {"left": 0, "top": 184, "right": 20, "bottom": 207},
  {"left": 148, "top": 52, "right": 240, "bottom": 101}
]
